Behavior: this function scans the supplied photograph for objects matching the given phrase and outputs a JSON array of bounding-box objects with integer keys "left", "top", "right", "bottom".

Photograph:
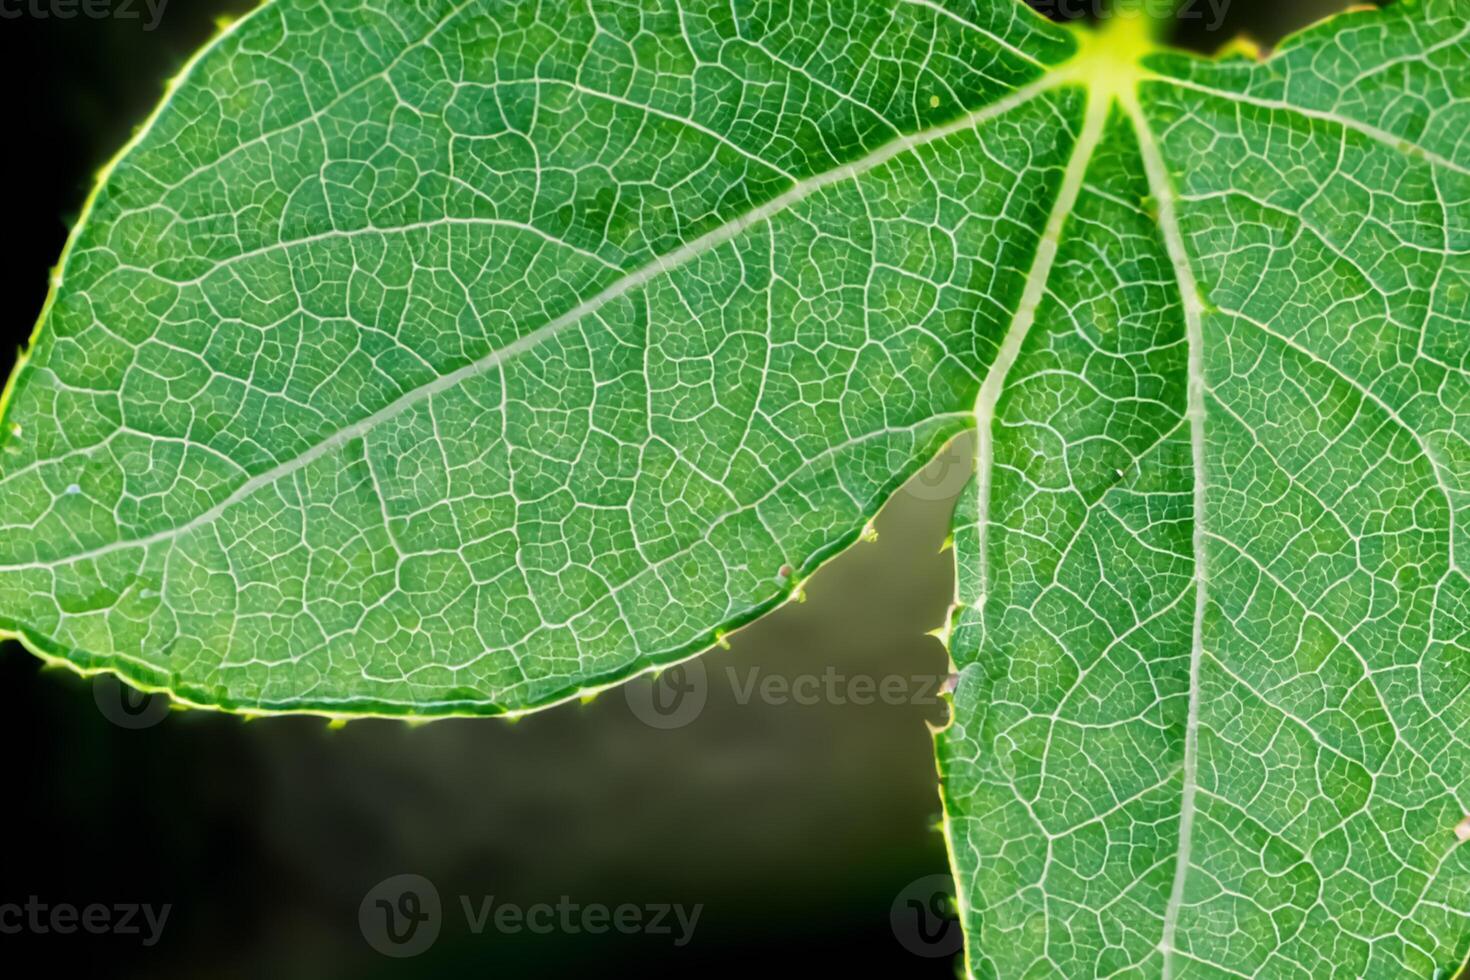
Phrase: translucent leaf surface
[{"left": 0, "top": 1, "right": 1466, "bottom": 975}]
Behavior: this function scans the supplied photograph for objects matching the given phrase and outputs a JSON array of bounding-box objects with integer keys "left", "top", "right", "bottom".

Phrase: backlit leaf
[{"left": 0, "top": 1, "right": 1466, "bottom": 974}]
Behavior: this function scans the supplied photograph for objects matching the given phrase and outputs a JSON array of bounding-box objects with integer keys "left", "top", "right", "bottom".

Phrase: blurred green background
[{"left": 0, "top": 1, "right": 1360, "bottom": 976}]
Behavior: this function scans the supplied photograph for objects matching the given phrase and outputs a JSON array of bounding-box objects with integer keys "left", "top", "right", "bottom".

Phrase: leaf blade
[
  {"left": 0, "top": 0, "right": 1077, "bottom": 715},
  {"left": 938, "top": 3, "right": 1470, "bottom": 977}
]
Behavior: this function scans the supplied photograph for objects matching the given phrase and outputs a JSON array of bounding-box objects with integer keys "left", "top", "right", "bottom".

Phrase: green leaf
[
  {"left": 937, "top": 5, "right": 1470, "bottom": 978},
  {"left": 0, "top": 0, "right": 1466, "bottom": 975}
]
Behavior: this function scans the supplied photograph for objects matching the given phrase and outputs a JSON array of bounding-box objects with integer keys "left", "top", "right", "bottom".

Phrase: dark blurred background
[{"left": 0, "top": 1, "right": 1359, "bottom": 976}]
